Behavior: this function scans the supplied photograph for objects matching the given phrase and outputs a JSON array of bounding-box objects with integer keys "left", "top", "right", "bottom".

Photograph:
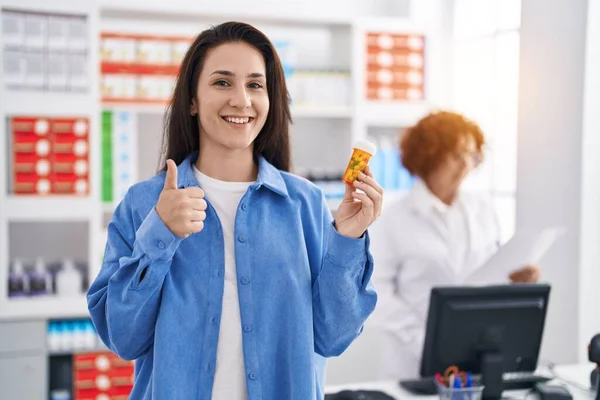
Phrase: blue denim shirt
[{"left": 87, "top": 152, "right": 377, "bottom": 400}]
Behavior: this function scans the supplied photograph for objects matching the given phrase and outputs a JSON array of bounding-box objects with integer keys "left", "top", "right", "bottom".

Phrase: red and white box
[
  {"left": 74, "top": 351, "right": 134, "bottom": 400},
  {"left": 11, "top": 117, "right": 53, "bottom": 195},
  {"left": 10, "top": 116, "right": 89, "bottom": 195}
]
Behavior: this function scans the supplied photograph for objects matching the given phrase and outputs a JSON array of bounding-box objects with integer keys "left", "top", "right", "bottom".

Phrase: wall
[
  {"left": 516, "top": 0, "right": 600, "bottom": 364},
  {"left": 578, "top": 0, "right": 600, "bottom": 362}
]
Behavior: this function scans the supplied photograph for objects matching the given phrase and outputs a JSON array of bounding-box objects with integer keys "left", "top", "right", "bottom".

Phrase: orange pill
[{"left": 342, "top": 140, "right": 377, "bottom": 185}]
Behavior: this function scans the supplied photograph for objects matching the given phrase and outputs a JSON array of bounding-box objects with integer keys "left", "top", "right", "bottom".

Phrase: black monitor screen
[{"left": 420, "top": 284, "right": 550, "bottom": 378}]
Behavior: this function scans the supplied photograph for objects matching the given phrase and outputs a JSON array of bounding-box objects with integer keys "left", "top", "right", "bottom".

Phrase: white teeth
[{"left": 224, "top": 117, "right": 250, "bottom": 124}]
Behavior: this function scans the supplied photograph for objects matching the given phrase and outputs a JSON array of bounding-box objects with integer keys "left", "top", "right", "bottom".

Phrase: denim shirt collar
[{"left": 176, "top": 151, "right": 289, "bottom": 197}]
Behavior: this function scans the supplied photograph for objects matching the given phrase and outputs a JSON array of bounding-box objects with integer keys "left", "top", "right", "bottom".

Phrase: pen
[
  {"left": 454, "top": 375, "right": 462, "bottom": 389},
  {"left": 451, "top": 376, "right": 462, "bottom": 400},
  {"left": 465, "top": 372, "right": 472, "bottom": 388}
]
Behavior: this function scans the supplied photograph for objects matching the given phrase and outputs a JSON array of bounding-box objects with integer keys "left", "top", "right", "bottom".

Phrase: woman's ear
[{"left": 190, "top": 98, "right": 198, "bottom": 116}]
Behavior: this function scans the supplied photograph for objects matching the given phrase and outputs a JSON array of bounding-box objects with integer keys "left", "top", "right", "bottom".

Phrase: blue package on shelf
[
  {"left": 274, "top": 41, "right": 296, "bottom": 75},
  {"left": 369, "top": 150, "right": 386, "bottom": 189},
  {"left": 118, "top": 111, "right": 131, "bottom": 123},
  {"left": 382, "top": 144, "right": 398, "bottom": 191}
]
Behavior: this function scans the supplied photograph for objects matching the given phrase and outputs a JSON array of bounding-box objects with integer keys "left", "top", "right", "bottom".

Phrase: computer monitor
[{"left": 420, "top": 284, "right": 551, "bottom": 400}]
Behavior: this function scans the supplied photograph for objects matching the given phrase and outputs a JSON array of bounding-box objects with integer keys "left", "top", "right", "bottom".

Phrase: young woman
[
  {"left": 87, "top": 22, "right": 382, "bottom": 400},
  {"left": 370, "top": 111, "right": 539, "bottom": 381}
]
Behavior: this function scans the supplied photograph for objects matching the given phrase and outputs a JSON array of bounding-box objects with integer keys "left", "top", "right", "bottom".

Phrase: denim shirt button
[{"left": 157, "top": 240, "right": 165, "bottom": 249}]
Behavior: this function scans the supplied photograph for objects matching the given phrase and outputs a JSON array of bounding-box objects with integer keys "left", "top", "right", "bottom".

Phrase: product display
[
  {"left": 29, "top": 257, "right": 52, "bottom": 296},
  {"left": 1, "top": 9, "right": 89, "bottom": 92},
  {"left": 100, "top": 32, "right": 190, "bottom": 104},
  {"left": 48, "top": 319, "right": 132, "bottom": 399},
  {"left": 55, "top": 259, "right": 83, "bottom": 296},
  {"left": 10, "top": 116, "right": 90, "bottom": 195},
  {"left": 342, "top": 140, "right": 377, "bottom": 185},
  {"left": 290, "top": 69, "right": 352, "bottom": 108},
  {"left": 47, "top": 319, "right": 101, "bottom": 353},
  {"left": 302, "top": 170, "right": 346, "bottom": 201},
  {"left": 74, "top": 352, "right": 134, "bottom": 399},
  {"left": 365, "top": 32, "right": 425, "bottom": 101},
  {"left": 367, "top": 137, "right": 415, "bottom": 192},
  {"left": 7, "top": 258, "right": 28, "bottom": 297},
  {"left": 101, "top": 111, "right": 137, "bottom": 204},
  {"left": 7, "top": 257, "right": 87, "bottom": 298}
]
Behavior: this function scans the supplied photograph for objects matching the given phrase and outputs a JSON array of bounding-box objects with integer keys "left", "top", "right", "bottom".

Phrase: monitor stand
[
  {"left": 592, "top": 367, "right": 600, "bottom": 400},
  {"left": 480, "top": 351, "right": 503, "bottom": 400}
]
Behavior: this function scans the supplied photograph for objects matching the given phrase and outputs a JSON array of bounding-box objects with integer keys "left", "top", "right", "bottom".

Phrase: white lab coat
[{"left": 369, "top": 180, "right": 501, "bottom": 381}]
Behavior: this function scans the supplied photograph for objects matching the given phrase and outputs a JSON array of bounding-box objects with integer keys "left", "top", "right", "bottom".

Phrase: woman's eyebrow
[{"left": 210, "top": 70, "right": 265, "bottom": 78}]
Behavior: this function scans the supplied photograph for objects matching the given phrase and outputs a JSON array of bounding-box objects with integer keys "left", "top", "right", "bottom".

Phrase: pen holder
[{"left": 435, "top": 381, "right": 484, "bottom": 400}]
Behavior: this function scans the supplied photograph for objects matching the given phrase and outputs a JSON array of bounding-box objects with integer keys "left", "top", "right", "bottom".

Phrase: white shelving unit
[
  {"left": 0, "top": 0, "right": 439, "bottom": 322},
  {"left": 0, "top": 0, "right": 101, "bottom": 320}
]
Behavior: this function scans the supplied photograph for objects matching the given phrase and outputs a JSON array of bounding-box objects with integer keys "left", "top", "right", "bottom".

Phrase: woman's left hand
[{"left": 334, "top": 166, "right": 384, "bottom": 239}]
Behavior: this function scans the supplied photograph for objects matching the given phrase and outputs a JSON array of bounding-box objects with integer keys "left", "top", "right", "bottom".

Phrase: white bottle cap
[
  {"left": 353, "top": 140, "right": 377, "bottom": 156},
  {"left": 63, "top": 259, "right": 76, "bottom": 270},
  {"left": 34, "top": 257, "right": 45, "bottom": 272},
  {"left": 12, "top": 259, "right": 24, "bottom": 274}
]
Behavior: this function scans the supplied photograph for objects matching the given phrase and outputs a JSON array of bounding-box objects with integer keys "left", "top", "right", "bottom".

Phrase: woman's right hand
[
  {"left": 155, "top": 159, "right": 207, "bottom": 238},
  {"left": 508, "top": 265, "right": 541, "bottom": 283}
]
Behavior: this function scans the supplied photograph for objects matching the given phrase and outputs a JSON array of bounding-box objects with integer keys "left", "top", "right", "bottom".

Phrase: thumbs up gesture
[{"left": 155, "top": 159, "right": 207, "bottom": 238}]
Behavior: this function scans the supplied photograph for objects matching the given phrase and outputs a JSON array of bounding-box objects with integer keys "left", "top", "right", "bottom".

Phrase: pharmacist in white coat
[{"left": 369, "top": 111, "right": 540, "bottom": 381}]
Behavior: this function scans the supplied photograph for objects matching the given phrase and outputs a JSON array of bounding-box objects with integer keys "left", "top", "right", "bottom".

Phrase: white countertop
[{"left": 325, "top": 363, "right": 597, "bottom": 400}]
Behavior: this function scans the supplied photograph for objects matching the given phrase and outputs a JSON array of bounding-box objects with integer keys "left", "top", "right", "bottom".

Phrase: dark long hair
[{"left": 159, "top": 21, "right": 292, "bottom": 172}]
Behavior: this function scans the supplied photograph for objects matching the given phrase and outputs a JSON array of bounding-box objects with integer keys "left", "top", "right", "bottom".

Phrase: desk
[{"left": 325, "top": 363, "right": 597, "bottom": 400}]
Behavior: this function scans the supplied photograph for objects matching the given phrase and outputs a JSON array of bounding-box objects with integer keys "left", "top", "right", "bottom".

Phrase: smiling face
[{"left": 191, "top": 41, "right": 269, "bottom": 157}]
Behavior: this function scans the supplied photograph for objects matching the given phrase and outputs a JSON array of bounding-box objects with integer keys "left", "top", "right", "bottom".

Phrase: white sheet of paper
[{"left": 465, "top": 226, "right": 566, "bottom": 284}]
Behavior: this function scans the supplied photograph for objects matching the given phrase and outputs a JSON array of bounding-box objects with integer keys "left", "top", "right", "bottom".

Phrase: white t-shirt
[{"left": 193, "top": 166, "right": 253, "bottom": 400}]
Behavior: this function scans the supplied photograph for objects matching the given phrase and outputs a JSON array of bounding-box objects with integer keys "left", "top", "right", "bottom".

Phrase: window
[{"left": 451, "top": 0, "right": 521, "bottom": 242}]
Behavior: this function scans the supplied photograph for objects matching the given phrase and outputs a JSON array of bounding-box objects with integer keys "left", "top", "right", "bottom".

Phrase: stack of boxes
[
  {"left": 1, "top": 9, "right": 88, "bottom": 92},
  {"left": 101, "top": 111, "right": 137, "bottom": 205},
  {"left": 73, "top": 352, "right": 134, "bottom": 400},
  {"left": 365, "top": 32, "right": 426, "bottom": 101},
  {"left": 100, "top": 32, "right": 191, "bottom": 104},
  {"left": 10, "top": 116, "right": 89, "bottom": 195}
]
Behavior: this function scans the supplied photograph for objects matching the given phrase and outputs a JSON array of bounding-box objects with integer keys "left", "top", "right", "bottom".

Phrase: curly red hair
[{"left": 400, "top": 110, "right": 486, "bottom": 178}]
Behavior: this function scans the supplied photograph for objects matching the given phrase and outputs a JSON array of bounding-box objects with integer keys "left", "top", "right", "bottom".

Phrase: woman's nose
[{"left": 229, "top": 87, "right": 251, "bottom": 109}]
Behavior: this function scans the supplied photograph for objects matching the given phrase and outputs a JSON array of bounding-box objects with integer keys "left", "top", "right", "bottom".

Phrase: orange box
[
  {"left": 366, "top": 86, "right": 423, "bottom": 101},
  {"left": 366, "top": 33, "right": 425, "bottom": 51}
]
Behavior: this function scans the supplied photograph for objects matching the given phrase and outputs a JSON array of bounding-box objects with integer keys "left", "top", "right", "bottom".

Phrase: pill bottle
[{"left": 342, "top": 140, "right": 377, "bottom": 185}]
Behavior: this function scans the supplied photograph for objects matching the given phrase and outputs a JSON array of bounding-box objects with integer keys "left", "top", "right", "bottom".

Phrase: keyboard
[{"left": 399, "top": 374, "right": 552, "bottom": 395}]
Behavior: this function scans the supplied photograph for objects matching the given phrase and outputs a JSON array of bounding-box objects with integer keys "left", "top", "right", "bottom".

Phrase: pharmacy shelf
[
  {"left": 292, "top": 105, "right": 353, "bottom": 119},
  {"left": 98, "top": 1, "right": 354, "bottom": 28},
  {"left": 101, "top": 103, "right": 168, "bottom": 114},
  {"left": 3, "top": 197, "right": 96, "bottom": 221},
  {"left": 48, "top": 344, "right": 109, "bottom": 357},
  {"left": 2, "top": 91, "right": 95, "bottom": 117},
  {"left": 0, "top": 294, "right": 88, "bottom": 320},
  {"left": 363, "top": 101, "right": 431, "bottom": 127},
  {"left": 0, "top": 0, "right": 94, "bottom": 15}
]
